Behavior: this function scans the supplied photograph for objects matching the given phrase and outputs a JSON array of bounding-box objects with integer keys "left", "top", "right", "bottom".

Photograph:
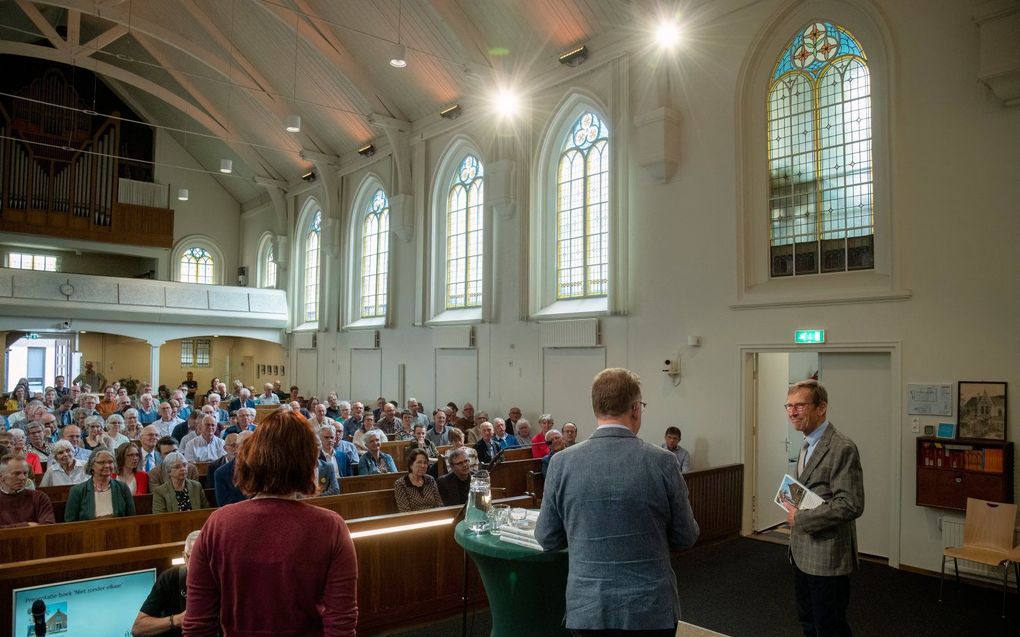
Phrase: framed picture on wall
[
  {"left": 273, "top": 365, "right": 279, "bottom": 376},
  {"left": 256, "top": 365, "right": 261, "bottom": 379},
  {"left": 957, "top": 381, "right": 1007, "bottom": 440},
  {"left": 281, "top": 365, "right": 285, "bottom": 375}
]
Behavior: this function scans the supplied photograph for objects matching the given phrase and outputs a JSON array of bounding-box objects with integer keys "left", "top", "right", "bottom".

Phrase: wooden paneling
[
  {"left": 0, "top": 202, "right": 174, "bottom": 248},
  {"left": 686, "top": 463, "right": 743, "bottom": 544}
]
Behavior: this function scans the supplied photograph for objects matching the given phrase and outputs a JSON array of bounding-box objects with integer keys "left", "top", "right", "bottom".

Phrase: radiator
[{"left": 940, "top": 517, "right": 1019, "bottom": 584}]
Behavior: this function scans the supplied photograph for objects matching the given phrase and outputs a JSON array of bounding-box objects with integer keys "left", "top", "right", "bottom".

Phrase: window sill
[
  {"left": 732, "top": 271, "right": 912, "bottom": 310},
  {"left": 532, "top": 297, "right": 609, "bottom": 320},
  {"left": 427, "top": 308, "right": 483, "bottom": 326},
  {"left": 346, "top": 317, "right": 386, "bottom": 330},
  {"left": 292, "top": 322, "right": 318, "bottom": 332}
]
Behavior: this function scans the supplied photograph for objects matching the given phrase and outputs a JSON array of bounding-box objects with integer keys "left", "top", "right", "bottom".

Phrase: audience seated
[
  {"left": 541, "top": 429, "right": 564, "bottom": 475},
  {"left": 493, "top": 418, "right": 519, "bottom": 449},
  {"left": 375, "top": 402, "right": 398, "bottom": 435},
  {"left": 407, "top": 397, "right": 430, "bottom": 430},
  {"left": 97, "top": 386, "right": 119, "bottom": 418},
  {"left": 358, "top": 430, "right": 397, "bottom": 475},
  {"left": 131, "top": 530, "right": 199, "bottom": 636},
  {"left": 0, "top": 455, "right": 55, "bottom": 527},
  {"left": 318, "top": 424, "right": 352, "bottom": 478},
  {"left": 437, "top": 447, "right": 472, "bottom": 506},
  {"left": 394, "top": 449, "right": 443, "bottom": 512},
  {"left": 454, "top": 402, "right": 476, "bottom": 431},
  {"left": 314, "top": 438, "right": 341, "bottom": 497},
  {"left": 663, "top": 426, "right": 692, "bottom": 473},
  {"left": 228, "top": 388, "right": 256, "bottom": 413},
  {"left": 25, "top": 421, "right": 53, "bottom": 461},
  {"left": 122, "top": 408, "right": 143, "bottom": 440},
  {"left": 324, "top": 393, "right": 344, "bottom": 420},
  {"left": 393, "top": 410, "right": 415, "bottom": 441},
  {"left": 136, "top": 393, "right": 159, "bottom": 425},
  {"left": 213, "top": 430, "right": 253, "bottom": 507},
  {"left": 465, "top": 410, "right": 489, "bottom": 444},
  {"left": 152, "top": 452, "right": 209, "bottom": 513},
  {"left": 39, "top": 440, "right": 87, "bottom": 486},
  {"left": 473, "top": 422, "right": 500, "bottom": 464},
  {"left": 256, "top": 382, "right": 280, "bottom": 406},
  {"left": 115, "top": 440, "right": 149, "bottom": 495},
  {"left": 184, "top": 415, "right": 227, "bottom": 462},
  {"left": 516, "top": 419, "right": 533, "bottom": 448},
  {"left": 153, "top": 402, "right": 180, "bottom": 438},
  {"left": 352, "top": 413, "right": 387, "bottom": 453},
  {"left": 448, "top": 428, "right": 465, "bottom": 448},
  {"left": 64, "top": 448, "right": 135, "bottom": 521},
  {"left": 105, "top": 414, "right": 131, "bottom": 449},
  {"left": 149, "top": 436, "right": 200, "bottom": 489},
  {"left": 7, "top": 429, "right": 43, "bottom": 474},
  {"left": 563, "top": 422, "right": 578, "bottom": 447},
  {"left": 222, "top": 407, "right": 255, "bottom": 438},
  {"left": 531, "top": 414, "right": 555, "bottom": 458},
  {"left": 61, "top": 424, "right": 91, "bottom": 462},
  {"left": 407, "top": 423, "right": 439, "bottom": 462},
  {"left": 426, "top": 410, "right": 451, "bottom": 446},
  {"left": 83, "top": 415, "right": 113, "bottom": 451},
  {"left": 341, "top": 401, "right": 365, "bottom": 441},
  {"left": 205, "top": 393, "right": 230, "bottom": 425}
]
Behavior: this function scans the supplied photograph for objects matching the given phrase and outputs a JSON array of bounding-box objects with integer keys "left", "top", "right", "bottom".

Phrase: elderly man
[
  {"left": 149, "top": 436, "right": 200, "bottom": 489},
  {"left": 536, "top": 368, "right": 699, "bottom": 636},
  {"left": 563, "top": 422, "right": 579, "bottom": 447},
  {"left": 0, "top": 456, "right": 55, "bottom": 527},
  {"left": 466, "top": 410, "right": 490, "bottom": 445},
  {"left": 506, "top": 406, "right": 522, "bottom": 434},
  {"left": 375, "top": 402, "right": 398, "bottom": 435},
  {"left": 62, "top": 425, "right": 91, "bottom": 462},
  {"left": 426, "top": 410, "right": 451, "bottom": 446},
  {"left": 184, "top": 415, "right": 227, "bottom": 463},
  {"left": 115, "top": 394, "right": 134, "bottom": 415},
  {"left": 342, "top": 401, "right": 366, "bottom": 441},
  {"left": 319, "top": 424, "right": 352, "bottom": 479},
  {"left": 153, "top": 402, "right": 181, "bottom": 439},
  {"left": 173, "top": 390, "right": 193, "bottom": 420},
  {"left": 437, "top": 447, "right": 473, "bottom": 506},
  {"left": 308, "top": 403, "right": 336, "bottom": 431},
  {"left": 97, "top": 386, "right": 119, "bottom": 418},
  {"left": 53, "top": 374, "right": 69, "bottom": 398},
  {"left": 455, "top": 403, "right": 476, "bottom": 430},
  {"left": 78, "top": 393, "right": 100, "bottom": 419},
  {"left": 72, "top": 361, "right": 107, "bottom": 391},
  {"left": 228, "top": 388, "right": 256, "bottom": 413},
  {"left": 473, "top": 422, "right": 500, "bottom": 464},
  {"left": 493, "top": 417, "right": 519, "bottom": 449},
  {"left": 314, "top": 436, "right": 341, "bottom": 496},
  {"left": 138, "top": 426, "right": 161, "bottom": 472},
  {"left": 213, "top": 430, "right": 253, "bottom": 507},
  {"left": 257, "top": 382, "right": 280, "bottom": 406},
  {"left": 206, "top": 393, "right": 230, "bottom": 425},
  {"left": 222, "top": 407, "right": 256, "bottom": 437},
  {"left": 205, "top": 432, "right": 240, "bottom": 489},
  {"left": 406, "top": 397, "right": 430, "bottom": 429}
]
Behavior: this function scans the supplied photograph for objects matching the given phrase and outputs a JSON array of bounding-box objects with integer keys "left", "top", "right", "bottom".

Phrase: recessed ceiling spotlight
[
  {"left": 358, "top": 144, "right": 376, "bottom": 157},
  {"left": 219, "top": 159, "right": 233, "bottom": 174},
  {"left": 389, "top": 43, "right": 408, "bottom": 68},
  {"left": 558, "top": 44, "right": 588, "bottom": 67},
  {"left": 178, "top": 188, "right": 189, "bottom": 201},
  {"left": 285, "top": 115, "right": 301, "bottom": 133}
]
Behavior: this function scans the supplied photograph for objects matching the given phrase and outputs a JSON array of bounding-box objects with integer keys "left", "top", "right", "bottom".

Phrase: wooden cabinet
[{"left": 915, "top": 437, "right": 1014, "bottom": 511}]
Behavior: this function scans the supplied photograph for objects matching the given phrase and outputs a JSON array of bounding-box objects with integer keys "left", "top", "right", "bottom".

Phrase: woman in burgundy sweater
[{"left": 184, "top": 410, "right": 358, "bottom": 637}]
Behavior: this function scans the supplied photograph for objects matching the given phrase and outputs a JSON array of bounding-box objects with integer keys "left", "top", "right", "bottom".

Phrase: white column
[{"left": 149, "top": 344, "right": 163, "bottom": 387}]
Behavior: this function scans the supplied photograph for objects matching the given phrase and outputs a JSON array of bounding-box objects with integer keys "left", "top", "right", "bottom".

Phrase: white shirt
[
  {"left": 185, "top": 435, "right": 227, "bottom": 462},
  {"left": 94, "top": 487, "right": 114, "bottom": 518},
  {"left": 40, "top": 461, "right": 87, "bottom": 486},
  {"left": 257, "top": 393, "right": 280, "bottom": 405},
  {"left": 154, "top": 419, "right": 178, "bottom": 438}
]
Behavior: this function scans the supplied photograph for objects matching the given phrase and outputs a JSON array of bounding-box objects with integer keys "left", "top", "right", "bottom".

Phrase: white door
[
  {"left": 754, "top": 353, "right": 797, "bottom": 531},
  {"left": 350, "top": 349, "right": 382, "bottom": 405},
  {"left": 818, "top": 352, "right": 891, "bottom": 558},
  {"left": 296, "top": 349, "right": 318, "bottom": 399},
  {"left": 434, "top": 349, "right": 478, "bottom": 413},
  {"left": 542, "top": 347, "right": 606, "bottom": 441}
]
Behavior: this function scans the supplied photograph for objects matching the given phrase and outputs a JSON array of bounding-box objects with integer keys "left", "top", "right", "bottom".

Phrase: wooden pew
[
  {"left": 380, "top": 440, "right": 412, "bottom": 470},
  {"left": 341, "top": 471, "right": 408, "bottom": 493},
  {"left": 254, "top": 405, "right": 278, "bottom": 423}
]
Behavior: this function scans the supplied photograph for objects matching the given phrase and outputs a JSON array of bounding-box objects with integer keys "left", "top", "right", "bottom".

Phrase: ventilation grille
[{"left": 539, "top": 319, "right": 600, "bottom": 348}]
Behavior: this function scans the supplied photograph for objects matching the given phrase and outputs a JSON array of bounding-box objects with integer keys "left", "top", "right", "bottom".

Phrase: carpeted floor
[{"left": 376, "top": 537, "right": 1020, "bottom": 637}]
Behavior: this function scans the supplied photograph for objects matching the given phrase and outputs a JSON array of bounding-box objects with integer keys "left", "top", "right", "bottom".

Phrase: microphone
[{"left": 31, "top": 599, "right": 46, "bottom": 636}]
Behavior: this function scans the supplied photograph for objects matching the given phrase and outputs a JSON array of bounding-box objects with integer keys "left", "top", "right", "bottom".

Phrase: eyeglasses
[
  {"left": 634, "top": 401, "right": 648, "bottom": 410},
  {"left": 451, "top": 460, "right": 470, "bottom": 467},
  {"left": 783, "top": 402, "right": 813, "bottom": 412}
]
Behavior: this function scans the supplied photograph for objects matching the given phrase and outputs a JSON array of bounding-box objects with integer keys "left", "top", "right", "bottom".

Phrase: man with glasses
[
  {"left": 781, "top": 379, "right": 864, "bottom": 637},
  {"left": 437, "top": 447, "right": 473, "bottom": 506},
  {"left": 61, "top": 425, "right": 91, "bottom": 462},
  {"left": 536, "top": 367, "right": 699, "bottom": 637}
]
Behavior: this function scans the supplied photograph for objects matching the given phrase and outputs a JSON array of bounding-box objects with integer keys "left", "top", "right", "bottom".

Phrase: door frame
[{"left": 738, "top": 341, "right": 902, "bottom": 568}]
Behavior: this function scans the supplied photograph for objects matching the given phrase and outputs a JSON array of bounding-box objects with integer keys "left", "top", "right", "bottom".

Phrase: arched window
[
  {"left": 304, "top": 209, "right": 321, "bottom": 322},
  {"left": 258, "top": 234, "right": 277, "bottom": 289},
  {"left": 178, "top": 247, "right": 214, "bottom": 284},
  {"left": 446, "top": 155, "right": 484, "bottom": 309},
  {"left": 768, "top": 22, "right": 873, "bottom": 277},
  {"left": 556, "top": 111, "right": 609, "bottom": 299},
  {"left": 359, "top": 189, "right": 389, "bottom": 318}
]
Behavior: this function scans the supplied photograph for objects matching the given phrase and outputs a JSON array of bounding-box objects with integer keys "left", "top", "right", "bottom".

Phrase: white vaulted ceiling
[{"left": 0, "top": 0, "right": 646, "bottom": 204}]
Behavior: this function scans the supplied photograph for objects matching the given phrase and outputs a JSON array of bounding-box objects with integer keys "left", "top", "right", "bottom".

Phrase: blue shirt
[{"left": 802, "top": 420, "right": 831, "bottom": 467}]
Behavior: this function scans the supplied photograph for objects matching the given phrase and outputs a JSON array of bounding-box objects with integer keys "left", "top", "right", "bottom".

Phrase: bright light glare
[
  {"left": 494, "top": 88, "right": 520, "bottom": 118},
  {"left": 655, "top": 20, "right": 680, "bottom": 48}
]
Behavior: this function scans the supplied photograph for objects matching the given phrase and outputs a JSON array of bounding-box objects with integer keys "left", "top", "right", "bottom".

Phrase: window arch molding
[
  {"left": 256, "top": 231, "right": 277, "bottom": 289},
  {"left": 171, "top": 235, "right": 224, "bottom": 285},
  {"left": 292, "top": 196, "right": 323, "bottom": 329},
  {"left": 344, "top": 174, "right": 393, "bottom": 328},
  {"left": 427, "top": 135, "right": 490, "bottom": 324},
  {"left": 735, "top": 0, "right": 906, "bottom": 306},
  {"left": 529, "top": 89, "right": 623, "bottom": 318}
]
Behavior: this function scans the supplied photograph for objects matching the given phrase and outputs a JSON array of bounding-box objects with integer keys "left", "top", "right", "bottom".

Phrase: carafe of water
[{"left": 465, "top": 470, "right": 491, "bottom": 532}]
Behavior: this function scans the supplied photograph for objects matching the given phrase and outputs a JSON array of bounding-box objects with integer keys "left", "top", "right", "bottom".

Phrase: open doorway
[
  {"left": 4, "top": 334, "right": 76, "bottom": 393},
  {"left": 747, "top": 349, "right": 894, "bottom": 561}
]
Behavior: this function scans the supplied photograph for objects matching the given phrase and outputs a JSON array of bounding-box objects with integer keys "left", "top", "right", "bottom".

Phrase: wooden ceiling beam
[{"left": 16, "top": 0, "right": 68, "bottom": 51}]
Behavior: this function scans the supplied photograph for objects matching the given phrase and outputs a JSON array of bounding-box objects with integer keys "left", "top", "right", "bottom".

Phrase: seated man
[
  {"left": 375, "top": 402, "right": 399, "bottom": 435},
  {"left": 205, "top": 433, "right": 240, "bottom": 489},
  {"left": 466, "top": 410, "right": 490, "bottom": 445},
  {"left": 213, "top": 430, "right": 253, "bottom": 507},
  {"left": 184, "top": 415, "right": 227, "bottom": 463},
  {"left": 148, "top": 436, "right": 200, "bottom": 489},
  {"left": 256, "top": 382, "right": 280, "bottom": 406},
  {"left": 314, "top": 436, "right": 341, "bottom": 496},
  {"left": 228, "top": 388, "right": 256, "bottom": 413},
  {"left": 437, "top": 447, "right": 473, "bottom": 506},
  {"left": 205, "top": 393, "right": 230, "bottom": 426},
  {"left": 492, "top": 417, "right": 519, "bottom": 449},
  {"left": 663, "top": 426, "right": 691, "bottom": 473},
  {"left": 222, "top": 407, "right": 256, "bottom": 437},
  {"left": 425, "top": 410, "right": 451, "bottom": 446},
  {"left": 308, "top": 403, "right": 336, "bottom": 431},
  {"left": 0, "top": 455, "right": 55, "bottom": 527},
  {"left": 562, "top": 422, "right": 578, "bottom": 447},
  {"left": 153, "top": 402, "right": 180, "bottom": 439},
  {"left": 319, "top": 424, "right": 352, "bottom": 479},
  {"left": 131, "top": 530, "right": 199, "bottom": 636},
  {"left": 138, "top": 426, "right": 161, "bottom": 472},
  {"left": 62, "top": 424, "right": 91, "bottom": 462},
  {"left": 473, "top": 422, "right": 500, "bottom": 464},
  {"left": 97, "top": 386, "right": 119, "bottom": 418}
]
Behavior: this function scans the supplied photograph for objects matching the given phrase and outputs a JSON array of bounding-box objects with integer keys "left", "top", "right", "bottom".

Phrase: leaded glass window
[
  {"left": 262, "top": 241, "right": 277, "bottom": 289},
  {"left": 360, "top": 190, "right": 389, "bottom": 318},
  {"left": 7, "top": 252, "right": 58, "bottom": 271},
  {"left": 179, "top": 247, "right": 214, "bottom": 284},
  {"left": 557, "top": 111, "right": 609, "bottom": 299},
  {"left": 768, "top": 22, "right": 873, "bottom": 277},
  {"left": 446, "top": 155, "right": 484, "bottom": 309},
  {"left": 304, "top": 210, "right": 321, "bottom": 322}
]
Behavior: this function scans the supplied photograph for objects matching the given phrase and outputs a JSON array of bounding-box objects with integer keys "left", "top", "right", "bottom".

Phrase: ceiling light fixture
[
  {"left": 219, "top": 159, "right": 233, "bottom": 174},
  {"left": 358, "top": 144, "right": 376, "bottom": 157},
  {"left": 558, "top": 44, "right": 589, "bottom": 67},
  {"left": 389, "top": 0, "right": 407, "bottom": 68},
  {"left": 439, "top": 104, "right": 463, "bottom": 120},
  {"left": 493, "top": 88, "right": 520, "bottom": 118},
  {"left": 302, "top": 170, "right": 316, "bottom": 182},
  {"left": 655, "top": 20, "right": 681, "bottom": 49},
  {"left": 177, "top": 188, "right": 189, "bottom": 201},
  {"left": 285, "top": 115, "right": 301, "bottom": 133}
]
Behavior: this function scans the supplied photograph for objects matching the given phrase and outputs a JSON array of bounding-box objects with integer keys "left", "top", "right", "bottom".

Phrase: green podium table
[{"left": 455, "top": 521, "right": 569, "bottom": 637}]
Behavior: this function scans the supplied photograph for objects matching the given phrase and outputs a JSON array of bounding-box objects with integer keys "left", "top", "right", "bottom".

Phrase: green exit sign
[{"left": 794, "top": 329, "right": 825, "bottom": 344}]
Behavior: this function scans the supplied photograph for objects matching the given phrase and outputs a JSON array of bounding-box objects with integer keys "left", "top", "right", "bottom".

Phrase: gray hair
[
  {"left": 320, "top": 423, "right": 336, "bottom": 437},
  {"left": 161, "top": 451, "right": 187, "bottom": 470},
  {"left": 546, "top": 428, "right": 562, "bottom": 440},
  {"left": 83, "top": 415, "right": 105, "bottom": 430},
  {"left": 183, "top": 530, "right": 201, "bottom": 557},
  {"left": 239, "top": 407, "right": 256, "bottom": 418},
  {"left": 446, "top": 446, "right": 468, "bottom": 465},
  {"left": 85, "top": 447, "right": 115, "bottom": 475},
  {"left": 363, "top": 429, "right": 383, "bottom": 444},
  {"left": 106, "top": 413, "right": 125, "bottom": 426},
  {"left": 338, "top": 400, "right": 351, "bottom": 411},
  {"left": 538, "top": 414, "right": 554, "bottom": 425},
  {"left": 124, "top": 408, "right": 139, "bottom": 419},
  {"left": 208, "top": 393, "right": 221, "bottom": 402},
  {"left": 8, "top": 428, "right": 26, "bottom": 441},
  {"left": 51, "top": 439, "right": 75, "bottom": 456}
]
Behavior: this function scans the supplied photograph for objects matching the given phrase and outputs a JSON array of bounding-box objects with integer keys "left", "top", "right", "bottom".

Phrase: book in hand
[
  {"left": 498, "top": 509, "right": 543, "bottom": 551},
  {"left": 774, "top": 474, "right": 824, "bottom": 511}
]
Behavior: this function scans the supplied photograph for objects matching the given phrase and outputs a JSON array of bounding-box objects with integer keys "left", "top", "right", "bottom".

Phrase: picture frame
[
  {"left": 935, "top": 422, "right": 956, "bottom": 440},
  {"left": 957, "top": 381, "right": 1007, "bottom": 440}
]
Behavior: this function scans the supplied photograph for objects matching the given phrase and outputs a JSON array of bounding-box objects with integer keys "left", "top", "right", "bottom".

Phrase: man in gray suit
[
  {"left": 782, "top": 379, "right": 864, "bottom": 637},
  {"left": 536, "top": 368, "right": 699, "bottom": 636}
]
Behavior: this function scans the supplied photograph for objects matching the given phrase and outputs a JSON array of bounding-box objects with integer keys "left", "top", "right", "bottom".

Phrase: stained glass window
[
  {"left": 360, "top": 189, "right": 390, "bottom": 318},
  {"left": 304, "top": 210, "right": 321, "bottom": 322},
  {"left": 178, "top": 247, "right": 214, "bottom": 284},
  {"left": 768, "top": 22, "right": 873, "bottom": 277},
  {"left": 262, "top": 241, "right": 277, "bottom": 289},
  {"left": 446, "top": 155, "right": 485, "bottom": 309},
  {"left": 557, "top": 111, "right": 609, "bottom": 299}
]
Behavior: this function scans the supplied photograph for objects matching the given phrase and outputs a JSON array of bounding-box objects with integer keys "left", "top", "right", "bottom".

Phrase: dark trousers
[
  {"left": 793, "top": 564, "right": 852, "bottom": 637},
  {"left": 571, "top": 629, "right": 675, "bottom": 637}
]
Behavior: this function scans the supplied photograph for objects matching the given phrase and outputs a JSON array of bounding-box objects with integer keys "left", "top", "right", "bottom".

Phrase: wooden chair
[{"left": 939, "top": 498, "right": 1018, "bottom": 618}]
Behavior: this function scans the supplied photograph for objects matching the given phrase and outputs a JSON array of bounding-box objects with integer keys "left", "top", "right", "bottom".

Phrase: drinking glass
[
  {"left": 487, "top": 505, "right": 510, "bottom": 536},
  {"left": 509, "top": 507, "right": 527, "bottom": 528}
]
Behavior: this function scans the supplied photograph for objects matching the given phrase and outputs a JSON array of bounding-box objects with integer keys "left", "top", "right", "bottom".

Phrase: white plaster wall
[{"left": 199, "top": 0, "right": 1020, "bottom": 576}]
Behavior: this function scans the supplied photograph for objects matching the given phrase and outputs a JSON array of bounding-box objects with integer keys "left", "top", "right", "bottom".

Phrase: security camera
[{"left": 61, "top": 320, "right": 71, "bottom": 330}]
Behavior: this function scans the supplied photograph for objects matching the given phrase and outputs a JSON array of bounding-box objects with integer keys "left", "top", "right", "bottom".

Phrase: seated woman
[
  {"left": 115, "top": 441, "right": 149, "bottom": 495},
  {"left": 6, "top": 429, "right": 43, "bottom": 475},
  {"left": 152, "top": 452, "right": 209, "bottom": 513},
  {"left": 122, "top": 408, "right": 143, "bottom": 440},
  {"left": 352, "top": 413, "right": 387, "bottom": 453},
  {"left": 394, "top": 449, "right": 443, "bottom": 512},
  {"left": 393, "top": 410, "right": 416, "bottom": 441},
  {"left": 406, "top": 423, "right": 439, "bottom": 460},
  {"left": 448, "top": 427, "right": 466, "bottom": 448},
  {"left": 358, "top": 430, "right": 397, "bottom": 475},
  {"left": 40, "top": 440, "right": 87, "bottom": 486},
  {"left": 64, "top": 448, "right": 136, "bottom": 521},
  {"left": 82, "top": 415, "right": 113, "bottom": 450},
  {"left": 106, "top": 414, "right": 131, "bottom": 449}
]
